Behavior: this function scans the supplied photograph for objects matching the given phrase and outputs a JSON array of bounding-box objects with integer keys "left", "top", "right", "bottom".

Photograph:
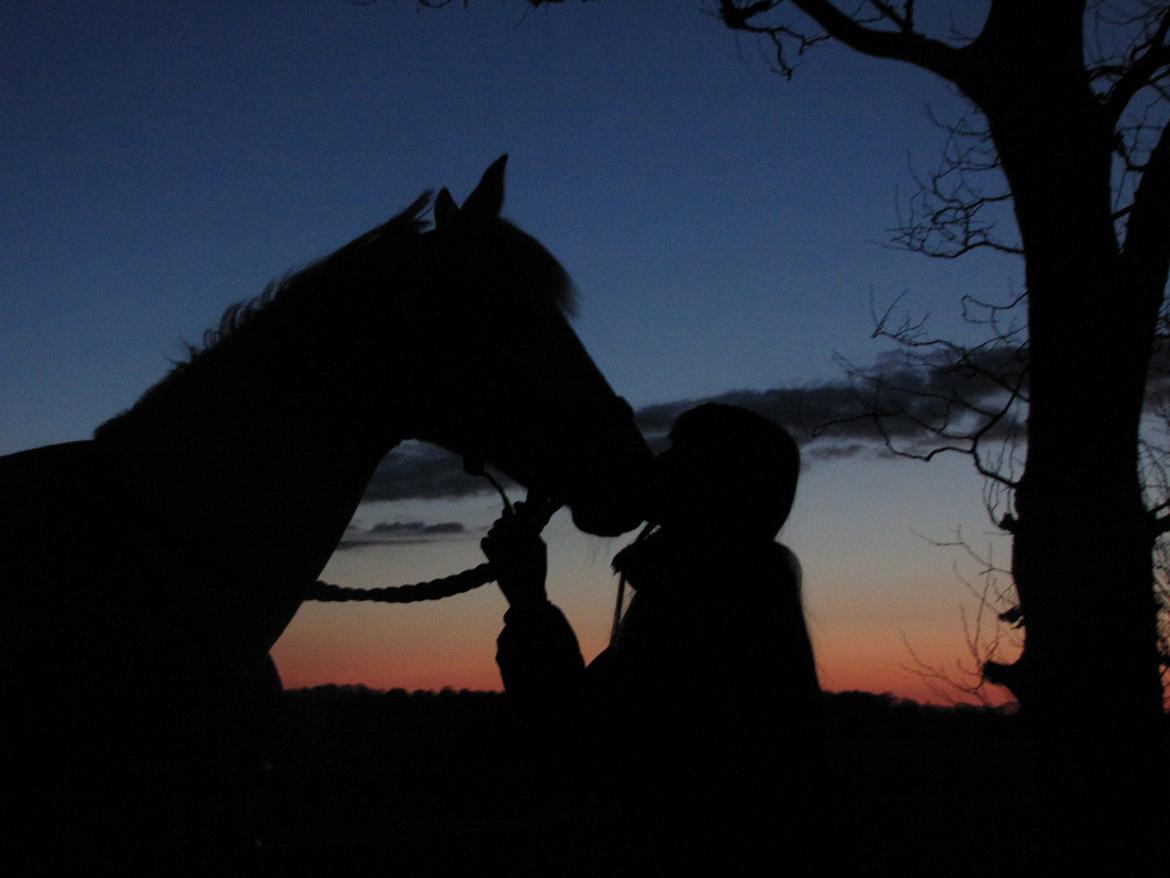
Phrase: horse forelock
[{"left": 489, "top": 219, "right": 578, "bottom": 319}]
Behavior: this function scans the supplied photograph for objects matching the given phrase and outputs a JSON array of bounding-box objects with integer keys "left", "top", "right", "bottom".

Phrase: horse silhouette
[{"left": 1, "top": 156, "right": 651, "bottom": 863}]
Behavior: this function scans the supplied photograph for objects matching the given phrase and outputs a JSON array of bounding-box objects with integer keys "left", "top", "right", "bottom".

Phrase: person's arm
[
  {"left": 482, "top": 506, "right": 586, "bottom": 704},
  {"left": 496, "top": 601, "right": 586, "bottom": 702}
]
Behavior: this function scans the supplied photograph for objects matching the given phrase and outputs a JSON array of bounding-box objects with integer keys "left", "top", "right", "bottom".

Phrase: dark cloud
[
  {"left": 637, "top": 384, "right": 866, "bottom": 440},
  {"left": 642, "top": 345, "right": 1025, "bottom": 432},
  {"left": 804, "top": 442, "right": 881, "bottom": 462},
  {"left": 357, "top": 343, "right": 1169, "bottom": 498},
  {"left": 336, "top": 518, "right": 470, "bottom": 551},
  {"left": 369, "top": 520, "right": 466, "bottom": 537},
  {"left": 334, "top": 539, "right": 384, "bottom": 551},
  {"left": 635, "top": 344, "right": 1033, "bottom": 463}
]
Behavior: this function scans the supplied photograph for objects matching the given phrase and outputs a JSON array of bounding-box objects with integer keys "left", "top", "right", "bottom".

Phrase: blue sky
[{"left": 2, "top": 1, "right": 1020, "bottom": 701}]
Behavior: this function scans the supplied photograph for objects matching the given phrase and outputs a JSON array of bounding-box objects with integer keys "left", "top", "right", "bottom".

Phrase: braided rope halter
[{"left": 302, "top": 466, "right": 559, "bottom": 604}]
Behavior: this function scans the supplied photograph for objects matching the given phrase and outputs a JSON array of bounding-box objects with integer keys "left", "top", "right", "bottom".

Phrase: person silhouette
[{"left": 483, "top": 402, "right": 822, "bottom": 868}]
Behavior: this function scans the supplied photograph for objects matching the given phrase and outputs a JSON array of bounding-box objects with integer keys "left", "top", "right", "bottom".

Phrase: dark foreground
[{"left": 240, "top": 687, "right": 1041, "bottom": 875}]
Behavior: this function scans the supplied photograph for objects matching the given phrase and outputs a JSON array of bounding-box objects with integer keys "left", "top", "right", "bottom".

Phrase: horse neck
[{"left": 103, "top": 319, "right": 413, "bottom": 587}]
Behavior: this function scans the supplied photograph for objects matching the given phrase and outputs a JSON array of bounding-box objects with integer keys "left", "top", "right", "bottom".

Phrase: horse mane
[
  {"left": 184, "top": 192, "right": 578, "bottom": 360},
  {"left": 189, "top": 191, "right": 435, "bottom": 361},
  {"left": 95, "top": 192, "right": 433, "bottom": 439},
  {"left": 94, "top": 189, "right": 578, "bottom": 443}
]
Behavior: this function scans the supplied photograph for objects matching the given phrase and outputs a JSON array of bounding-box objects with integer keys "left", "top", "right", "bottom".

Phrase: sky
[{"left": 1, "top": 0, "right": 1025, "bottom": 704}]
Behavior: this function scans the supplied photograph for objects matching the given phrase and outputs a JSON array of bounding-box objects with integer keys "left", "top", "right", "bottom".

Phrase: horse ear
[
  {"left": 434, "top": 188, "right": 459, "bottom": 229},
  {"left": 461, "top": 154, "right": 507, "bottom": 220}
]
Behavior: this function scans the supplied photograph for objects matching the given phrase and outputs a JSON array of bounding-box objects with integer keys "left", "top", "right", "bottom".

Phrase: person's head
[{"left": 651, "top": 403, "right": 800, "bottom": 543}]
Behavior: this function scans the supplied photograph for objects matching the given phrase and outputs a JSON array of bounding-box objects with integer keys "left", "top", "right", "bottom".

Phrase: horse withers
[{"left": 2, "top": 156, "right": 650, "bottom": 864}]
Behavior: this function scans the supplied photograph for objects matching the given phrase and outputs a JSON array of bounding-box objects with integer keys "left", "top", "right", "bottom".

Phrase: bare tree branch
[
  {"left": 789, "top": 0, "right": 962, "bottom": 76},
  {"left": 816, "top": 291, "right": 1028, "bottom": 495},
  {"left": 718, "top": 0, "right": 964, "bottom": 81},
  {"left": 1099, "top": 4, "right": 1170, "bottom": 126},
  {"left": 900, "top": 532, "right": 1020, "bottom": 707}
]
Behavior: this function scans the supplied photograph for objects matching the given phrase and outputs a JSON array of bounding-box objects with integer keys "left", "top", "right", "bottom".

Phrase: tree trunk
[
  {"left": 976, "top": 66, "right": 1167, "bottom": 858},
  {"left": 1008, "top": 344, "right": 1165, "bottom": 860}
]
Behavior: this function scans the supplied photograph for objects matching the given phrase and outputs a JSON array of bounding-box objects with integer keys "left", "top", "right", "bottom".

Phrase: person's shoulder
[
  {"left": 736, "top": 542, "right": 802, "bottom": 609},
  {"left": 770, "top": 541, "right": 801, "bottom": 580},
  {"left": 743, "top": 540, "right": 800, "bottom": 582}
]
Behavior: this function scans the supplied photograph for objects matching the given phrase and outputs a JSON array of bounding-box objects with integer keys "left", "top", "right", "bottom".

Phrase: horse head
[{"left": 399, "top": 156, "right": 651, "bottom": 537}]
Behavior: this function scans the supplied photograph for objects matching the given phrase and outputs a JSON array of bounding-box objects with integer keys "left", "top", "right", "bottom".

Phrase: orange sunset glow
[{"left": 272, "top": 457, "right": 1018, "bottom": 708}]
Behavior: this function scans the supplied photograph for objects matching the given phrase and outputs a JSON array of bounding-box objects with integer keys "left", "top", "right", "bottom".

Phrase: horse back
[{"left": 1, "top": 440, "right": 106, "bottom": 602}]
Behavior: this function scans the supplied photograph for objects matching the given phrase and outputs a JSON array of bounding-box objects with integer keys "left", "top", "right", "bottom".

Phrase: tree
[{"left": 720, "top": 0, "right": 1170, "bottom": 856}]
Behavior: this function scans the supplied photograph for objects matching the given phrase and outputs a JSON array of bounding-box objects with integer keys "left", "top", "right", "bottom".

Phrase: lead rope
[
  {"left": 303, "top": 562, "right": 498, "bottom": 604},
  {"left": 304, "top": 466, "right": 558, "bottom": 604}
]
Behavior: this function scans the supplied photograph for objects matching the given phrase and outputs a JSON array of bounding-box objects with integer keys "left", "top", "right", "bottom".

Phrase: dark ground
[{"left": 240, "top": 687, "right": 1044, "bottom": 875}]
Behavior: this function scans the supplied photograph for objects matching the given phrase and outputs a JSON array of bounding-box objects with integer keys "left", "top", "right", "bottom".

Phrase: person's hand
[{"left": 482, "top": 502, "right": 548, "bottom": 609}]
